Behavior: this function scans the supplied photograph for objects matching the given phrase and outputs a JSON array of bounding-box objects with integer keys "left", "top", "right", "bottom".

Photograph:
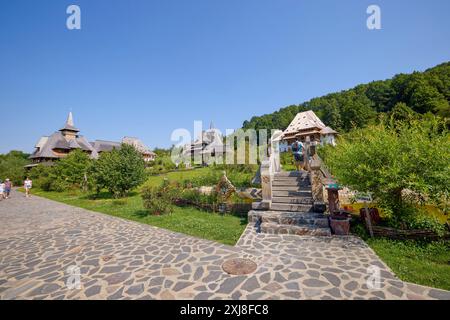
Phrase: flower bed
[{"left": 173, "top": 199, "right": 251, "bottom": 216}]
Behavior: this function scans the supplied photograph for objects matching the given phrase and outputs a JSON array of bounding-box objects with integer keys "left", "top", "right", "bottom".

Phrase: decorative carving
[{"left": 215, "top": 172, "right": 236, "bottom": 202}]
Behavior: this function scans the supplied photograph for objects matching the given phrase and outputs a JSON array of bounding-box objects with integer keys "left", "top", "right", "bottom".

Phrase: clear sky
[{"left": 1, "top": 0, "right": 449, "bottom": 153}]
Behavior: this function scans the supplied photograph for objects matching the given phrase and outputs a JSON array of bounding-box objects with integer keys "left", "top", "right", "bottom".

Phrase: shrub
[
  {"left": 145, "top": 153, "right": 182, "bottom": 175},
  {"left": 29, "top": 165, "right": 54, "bottom": 190},
  {"left": 280, "top": 152, "right": 296, "bottom": 170},
  {"left": 51, "top": 179, "right": 71, "bottom": 193},
  {"left": 214, "top": 164, "right": 258, "bottom": 188},
  {"left": 175, "top": 188, "right": 219, "bottom": 211},
  {"left": 180, "top": 188, "right": 202, "bottom": 204},
  {"left": 320, "top": 118, "right": 450, "bottom": 231},
  {"left": 382, "top": 205, "right": 445, "bottom": 234},
  {"left": 28, "top": 150, "right": 92, "bottom": 192},
  {"left": 189, "top": 171, "right": 220, "bottom": 187},
  {"left": 141, "top": 182, "right": 174, "bottom": 215}
]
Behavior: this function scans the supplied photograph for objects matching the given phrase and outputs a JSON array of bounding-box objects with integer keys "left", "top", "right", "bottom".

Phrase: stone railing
[
  {"left": 305, "top": 142, "right": 333, "bottom": 203},
  {"left": 253, "top": 130, "right": 282, "bottom": 210}
]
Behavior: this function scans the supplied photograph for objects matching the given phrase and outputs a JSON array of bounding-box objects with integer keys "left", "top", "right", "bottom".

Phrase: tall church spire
[
  {"left": 67, "top": 111, "right": 74, "bottom": 127},
  {"left": 60, "top": 111, "right": 79, "bottom": 133}
]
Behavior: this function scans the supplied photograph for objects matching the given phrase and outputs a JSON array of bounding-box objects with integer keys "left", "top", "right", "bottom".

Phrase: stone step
[
  {"left": 272, "top": 180, "right": 311, "bottom": 187},
  {"left": 274, "top": 171, "right": 309, "bottom": 178},
  {"left": 259, "top": 222, "right": 331, "bottom": 237},
  {"left": 248, "top": 210, "right": 330, "bottom": 228},
  {"left": 273, "top": 175, "right": 309, "bottom": 181},
  {"left": 272, "top": 185, "right": 311, "bottom": 192},
  {"left": 270, "top": 203, "right": 313, "bottom": 212},
  {"left": 272, "top": 190, "right": 312, "bottom": 197},
  {"left": 272, "top": 197, "right": 314, "bottom": 204}
]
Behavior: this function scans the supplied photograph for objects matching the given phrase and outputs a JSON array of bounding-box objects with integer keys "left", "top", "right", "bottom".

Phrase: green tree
[
  {"left": 0, "top": 151, "right": 30, "bottom": 185},
  {"left": 54, "top": 149, "right": 92, "bottom": 188},
  {"left": 388, "top": 102, "right": 418, "bottom": 122},
  {"left": 365, "top": 80, "right": 396, "bottom": 112},
  {"left": 322, "top": 102, "right": 343, "bottom": 131},
  {"left": 320, "top": 119, "right": 450, "bottom": 222},
  {"left": 29, "top": 150, "right": 92, "bottom": 191},
  {"left": 91, "top": 144, "right": 146, "bottom": 198},
  {"left": 241, "top": 62, "right": 450, "bottom": 133},
  {"left": 339, "top": 91, "right": 377, "bottom": 131},
  {"left": 409, "top": 82, "right": 449, "bottom": 114}
]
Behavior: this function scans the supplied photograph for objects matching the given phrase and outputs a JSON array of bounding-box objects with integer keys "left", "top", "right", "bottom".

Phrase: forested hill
[{"left": 242, "top": 62, "right": 450, "bottom": 132}]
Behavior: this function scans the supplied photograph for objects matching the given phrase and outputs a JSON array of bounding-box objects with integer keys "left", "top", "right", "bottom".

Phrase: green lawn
[
  {"left": 146, "top": 166, "right": 257, "bottom": 189},
  {"left": 145, "top": 167, "right": 212, "bottom": 187},
  {"left": 367, "top": 238, "right": 450, "bottom": 291},
  {"left": 346, "top": 203, "right": 450, "bottom": 290},
  {"left": 30, "top": 188, "right": 247, "bottom": 246},
  {"left": 26, "top": 167, "right": 254, "bottom": 246},
  {"left": 350, "top": 216, "right": 450, "bottom": 291}
]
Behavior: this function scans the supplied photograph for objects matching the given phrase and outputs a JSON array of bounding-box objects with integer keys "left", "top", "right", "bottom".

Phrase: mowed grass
[
  {"left": 145, "top": 167, "right": 212, "bottom": 187},
  {"left": 30, "top": 188, "right": 247, "bottom": 246},
  {"left": 146, "top": 166, "right": 257, "bottom": 189},
  {"left": 367, "top": 238, "right": 450, "bottom": 291},
  {"left": 347, "top": 204, "right": 450, "bottom": 291}
]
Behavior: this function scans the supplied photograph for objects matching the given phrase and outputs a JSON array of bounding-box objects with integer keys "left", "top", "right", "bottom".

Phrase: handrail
[
  {"left": 313, "top": 154, "right": 333, "bottom": 181},
  {"left": 257, "top": 130, "right": 283, "bottom": 209},
  {"left": 307, "top": 148, "right": 334, "bottom": 203}
]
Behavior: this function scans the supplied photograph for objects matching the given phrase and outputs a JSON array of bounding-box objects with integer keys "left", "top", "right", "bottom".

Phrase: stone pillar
[
  {"left": 310, "top": 159, "right": 324, "bottom": 202},
  {"left": 257, "top": 159, "right": 272, "bottom": 210},
  {"left": 327, "top": 188, "right": 340, "bottom": 215},
  {"left": 252, "top": 130, "right": 282, "bottom": 211}
]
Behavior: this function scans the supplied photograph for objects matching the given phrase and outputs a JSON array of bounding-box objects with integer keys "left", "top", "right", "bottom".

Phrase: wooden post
[
  {"left": 304, "top": 136, "right": 310, "bottom": 172},
  {"left": 364, "top": 201, "right": 374, "bottom": 238}
]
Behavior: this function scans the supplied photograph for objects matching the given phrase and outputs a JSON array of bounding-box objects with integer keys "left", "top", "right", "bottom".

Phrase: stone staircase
[{"left": 249, "top": 171, "right": 331, "bottom": 236}]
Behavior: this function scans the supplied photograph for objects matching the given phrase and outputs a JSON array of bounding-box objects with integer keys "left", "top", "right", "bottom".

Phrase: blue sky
[{"left": 1, "top": 0, "right": 449, "bottom": 153}]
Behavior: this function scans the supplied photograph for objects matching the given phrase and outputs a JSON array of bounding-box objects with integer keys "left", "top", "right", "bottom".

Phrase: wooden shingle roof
[{"left": 283, "top": 111, "right": 326, "bottom": 136}]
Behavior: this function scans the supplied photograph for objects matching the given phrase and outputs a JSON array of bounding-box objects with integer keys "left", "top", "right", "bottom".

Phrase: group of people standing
[
  {"left": 0, "top": 179, "right": 13, "bottom": 200},
  {"left": 0, "top": 177, "right": 33, "bottom": 200}
]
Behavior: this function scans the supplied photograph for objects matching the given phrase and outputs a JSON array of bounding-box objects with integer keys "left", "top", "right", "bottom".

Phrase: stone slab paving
[{"left": 0, "top": 190, "right": 449, "bottom": 300}]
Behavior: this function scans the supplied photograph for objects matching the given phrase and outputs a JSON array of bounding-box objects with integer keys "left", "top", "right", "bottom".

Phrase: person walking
[
  {"left": 291, "top": 139, "right": 305, "bottom": 172},
  {"left": 0, "top": 180, "right": 5, "bottom": 200},
  {"left": 4, "top": 178, "right": 12, "bottom": 199},
  {"left": 24, "top": 177, "right": 33, "bottom": 198}
]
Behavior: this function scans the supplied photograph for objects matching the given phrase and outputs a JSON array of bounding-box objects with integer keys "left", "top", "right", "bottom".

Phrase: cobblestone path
[{"left": 1, "top": 190, "right": 449, "bottom": 300}]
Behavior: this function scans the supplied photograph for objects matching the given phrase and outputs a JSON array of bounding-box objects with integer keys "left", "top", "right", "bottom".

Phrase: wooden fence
[{"left": 366, "top": 225, "right": 450, "bottom": 240}]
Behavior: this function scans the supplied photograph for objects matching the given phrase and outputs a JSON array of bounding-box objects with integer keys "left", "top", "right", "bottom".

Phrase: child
[
  {"left": 24, "top": 177, "right": 33, "bottom": 198},
  {"left": 0, "top": 180, "right": 4, "bottom": 200}
]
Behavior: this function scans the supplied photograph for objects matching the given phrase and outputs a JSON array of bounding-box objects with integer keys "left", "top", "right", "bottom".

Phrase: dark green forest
[
  {"left": 0, "top": 151, "right": 30, "bottom": 185},
  {"left": 242, "top": 62, "right": 450, "bottom": 132}
]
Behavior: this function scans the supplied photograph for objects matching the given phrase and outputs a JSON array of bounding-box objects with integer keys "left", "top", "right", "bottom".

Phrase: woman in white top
[
  {"left": 24, "top": 177, "right": 33, "bottom": 198},
  {"left": 0, "top": 180, "right": 4, "bottom": 200}
]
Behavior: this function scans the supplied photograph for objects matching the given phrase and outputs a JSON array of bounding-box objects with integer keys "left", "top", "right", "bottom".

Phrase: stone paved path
[{"left": 1, "top": 190, "right": 449, "bottom": 300}]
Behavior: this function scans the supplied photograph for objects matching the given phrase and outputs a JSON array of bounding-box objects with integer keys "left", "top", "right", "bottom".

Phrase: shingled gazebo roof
[{"left": 283, "top": 111, "right": 326, "bottom": 137}]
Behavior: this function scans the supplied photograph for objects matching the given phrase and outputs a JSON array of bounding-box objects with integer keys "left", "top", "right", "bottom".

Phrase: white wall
[{"left": 321, "top": 134, "right": 336, "bottom": 146}]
